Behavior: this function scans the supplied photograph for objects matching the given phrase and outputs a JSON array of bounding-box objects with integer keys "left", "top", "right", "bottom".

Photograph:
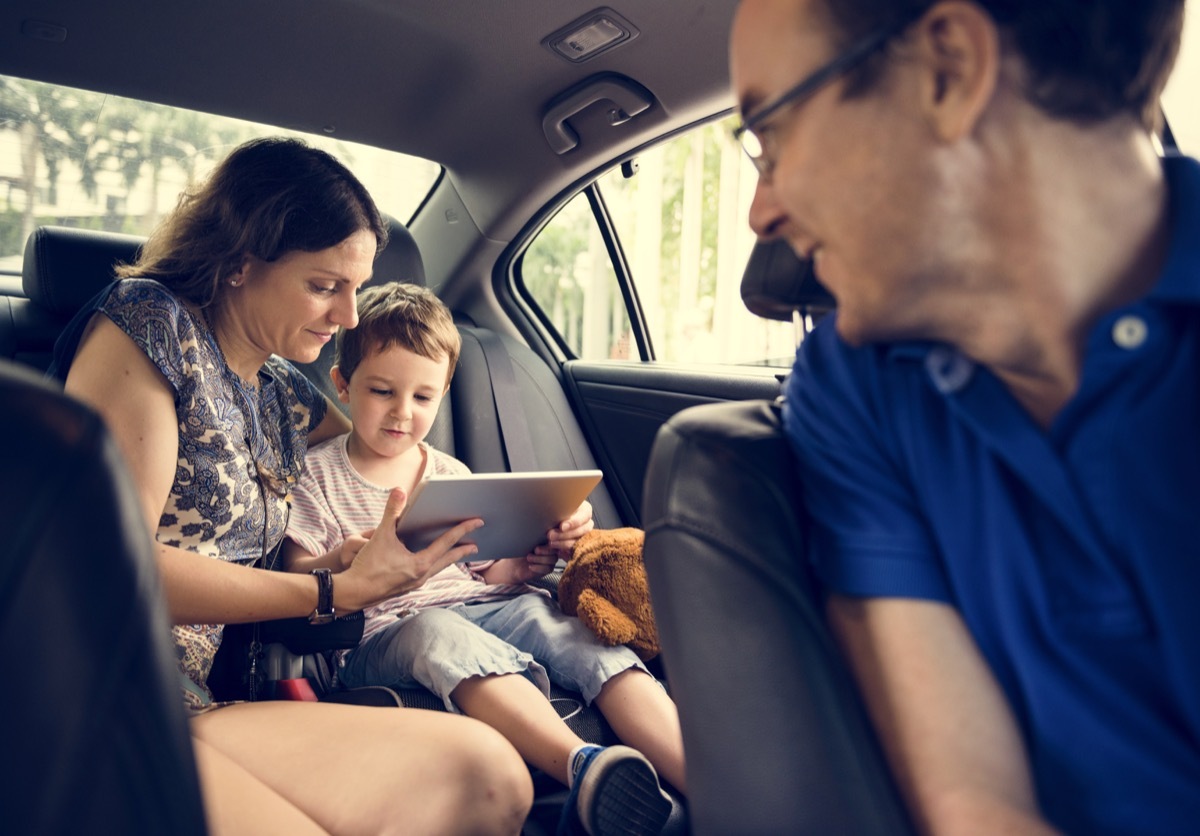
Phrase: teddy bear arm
[{"left": 576, "top": 588, "right": 639, "bottom": 646}]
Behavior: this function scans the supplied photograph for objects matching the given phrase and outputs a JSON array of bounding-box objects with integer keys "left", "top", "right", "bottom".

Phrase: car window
[
  {"left": 1162, "top": 5, "right": 1200, "bottom": 153},
  {"left": 0, "top": 73, "right": 441, "bottom": 278},
  {"left": 521, "top": 114, "right": 798, "bottom": 368}
]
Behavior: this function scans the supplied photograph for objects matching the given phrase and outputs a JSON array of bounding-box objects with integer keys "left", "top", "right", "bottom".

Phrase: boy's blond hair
[{"left": 335, "top": 282, "right": 460, "bottom": 386}]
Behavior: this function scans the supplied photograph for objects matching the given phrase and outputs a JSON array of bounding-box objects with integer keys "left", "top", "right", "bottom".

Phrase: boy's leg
[
  {"left": 453, "top": 672, "right": 583, "bottom": 784},
  {"left": 338, "top": 606, "right": 551, "bottom": 711},
  {"left": 447, "top": 635, "right": 673, "bottom": 835},
  {"left": 593, "top": 668, "right": 687, "bottom": 794},
  {"left": 473, "top": 594, "right": 687, "bottom": 794},
  {"left": 343, "top": 604, "right": 583, "bottom": 780}
]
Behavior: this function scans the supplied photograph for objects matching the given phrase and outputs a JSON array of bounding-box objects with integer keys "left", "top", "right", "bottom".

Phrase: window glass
[
  {"left": 522, "top": 192, "right": 636, "bottom": 359},
  {"left": 0, "top": 73, "right": 441, "bottom": 276},
  {"left": 523, "top": 114, "right": 798, "bottom": 367},
  {"left": 1162, "top": 5, "right": 1200, "bottom": 152}
]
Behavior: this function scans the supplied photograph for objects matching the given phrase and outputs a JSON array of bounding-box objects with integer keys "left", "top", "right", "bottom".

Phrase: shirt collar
[{"left": 1148, "top": 154, "right": 1200, "bottom": 305}]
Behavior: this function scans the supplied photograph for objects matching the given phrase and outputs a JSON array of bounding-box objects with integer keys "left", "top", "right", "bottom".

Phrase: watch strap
[{"left": 308, "top": 568, "right": 335, "bottom": 624}]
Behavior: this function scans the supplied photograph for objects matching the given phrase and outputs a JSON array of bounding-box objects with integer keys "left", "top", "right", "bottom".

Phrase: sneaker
[{"left": 560, "top": 744, "right": 672, "bottom": 836}]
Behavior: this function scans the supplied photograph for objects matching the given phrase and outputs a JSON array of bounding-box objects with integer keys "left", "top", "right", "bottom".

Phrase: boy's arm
[{"left": 279, "top": 533, "right": 371, "bottom": 573}]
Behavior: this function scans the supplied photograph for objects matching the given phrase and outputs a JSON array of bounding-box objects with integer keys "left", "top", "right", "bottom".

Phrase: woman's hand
[
  {"left": 532, "top": 500, "right": 594, "bottom": 559},
  {"left": 338, "top": 488, "right": 483, "bottom": 609}
]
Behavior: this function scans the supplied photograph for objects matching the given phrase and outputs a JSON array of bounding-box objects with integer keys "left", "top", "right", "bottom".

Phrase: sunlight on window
[
  {"left": 0, "top": 74, "right": 441, "bottom": 274},
  {"left": 1162, "top": 5, "right": 1200, "bottom": 151},
  {"left": 523, "top": 115, "right": 799, "bottom": 368}
]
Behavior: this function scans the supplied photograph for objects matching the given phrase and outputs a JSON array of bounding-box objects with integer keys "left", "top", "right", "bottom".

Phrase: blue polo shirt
[{"left": 783, "top": 154, "right": 1200, "bottom": 835}]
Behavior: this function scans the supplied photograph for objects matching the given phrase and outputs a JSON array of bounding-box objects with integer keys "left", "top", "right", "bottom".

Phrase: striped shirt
[{"left": 286, "top": 434, "right": 545, "bottom": 656}]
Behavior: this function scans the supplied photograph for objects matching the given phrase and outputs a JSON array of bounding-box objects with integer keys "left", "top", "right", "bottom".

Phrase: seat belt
[{"left": 460, "top": 326, "right": 538, "bottom": 472}]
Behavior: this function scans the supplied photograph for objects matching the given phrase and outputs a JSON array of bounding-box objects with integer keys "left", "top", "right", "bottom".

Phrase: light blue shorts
[{"left": 338, "top": 594, "right": 647, "bottom": 712}]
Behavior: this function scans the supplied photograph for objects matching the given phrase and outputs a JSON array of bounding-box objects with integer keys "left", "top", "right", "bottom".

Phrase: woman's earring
[{"left": 229, "top": 278, "right": 242, "bottom": 287}]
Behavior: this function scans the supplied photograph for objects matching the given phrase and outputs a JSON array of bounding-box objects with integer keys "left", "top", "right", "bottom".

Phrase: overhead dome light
[{"left": 543, "top": 8, "right": 639, "bottom": 63}]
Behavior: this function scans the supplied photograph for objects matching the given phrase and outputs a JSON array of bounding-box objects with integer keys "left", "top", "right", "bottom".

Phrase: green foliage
[{"left": 0, "top": 74, "right": 256, "bottom": 258}]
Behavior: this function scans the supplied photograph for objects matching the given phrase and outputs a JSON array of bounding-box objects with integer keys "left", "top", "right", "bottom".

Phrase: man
[{"left": 730, "top": 0, "right": 1199, "bottom": 833}]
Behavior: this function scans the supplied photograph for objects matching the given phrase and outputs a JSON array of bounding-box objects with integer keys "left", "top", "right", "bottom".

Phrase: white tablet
[{"left": 396, "top": 469, "right": 604, "bottom": 560}]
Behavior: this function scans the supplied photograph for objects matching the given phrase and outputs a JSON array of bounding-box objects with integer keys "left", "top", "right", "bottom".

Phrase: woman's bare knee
[{"left": 432, "top": 719, "right": 532, "bottom": 835}]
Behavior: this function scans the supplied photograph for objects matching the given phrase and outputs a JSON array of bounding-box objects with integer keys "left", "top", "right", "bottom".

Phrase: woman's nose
[{"left": 334, "top": 292, "right": 359, "bottom": 329}]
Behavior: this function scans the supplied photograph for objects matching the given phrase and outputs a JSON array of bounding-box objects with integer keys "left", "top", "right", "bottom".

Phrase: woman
[{"left": 58, "top": 137, "right": 532, "bottom": 834}]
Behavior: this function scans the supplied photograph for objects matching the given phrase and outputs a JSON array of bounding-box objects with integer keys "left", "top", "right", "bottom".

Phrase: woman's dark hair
[
  {"left": 823, "top": 0, "right": 1185, "bottom": 130},
  {"left": 117, "top": 136, "right": 388, "bottom": 306}
]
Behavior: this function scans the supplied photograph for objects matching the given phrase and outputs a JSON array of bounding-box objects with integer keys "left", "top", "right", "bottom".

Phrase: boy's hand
[
  {"left": 510, "top": 551, "right": 559, "bottom": 583},
  {"left": 479, "top": 551, "right": 557, "bottom": 584},
  {"left": 532, "top": 500, "right": 594, "bottom": 559},
  {"left": 337, "top": 530, "right": 373, "bottom": 570}
]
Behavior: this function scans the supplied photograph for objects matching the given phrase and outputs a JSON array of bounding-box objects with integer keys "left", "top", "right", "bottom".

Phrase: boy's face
[{"left": 332, "top": 342, "right": 450, "bottom": 463}]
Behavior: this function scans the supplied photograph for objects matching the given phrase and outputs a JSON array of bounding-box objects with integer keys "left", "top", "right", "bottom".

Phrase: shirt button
[{"left": 1112, "top": 315, "right": 1147, "bottom": 349}]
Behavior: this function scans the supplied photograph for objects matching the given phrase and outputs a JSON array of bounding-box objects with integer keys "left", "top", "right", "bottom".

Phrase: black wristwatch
[{"left": 308, "top": 568, "right": 335, "bottom": 624}]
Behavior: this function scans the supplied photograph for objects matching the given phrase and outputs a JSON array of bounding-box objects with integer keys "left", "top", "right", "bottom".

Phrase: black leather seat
[
  {"left": 1, "top": 225, "right": 145, "bottom": 370},
  {"left": 0, "top": 360, "right": 207, "bottom": 835},
  {"left": 641, "top": 241, "right": 914, "bottom": 834}
]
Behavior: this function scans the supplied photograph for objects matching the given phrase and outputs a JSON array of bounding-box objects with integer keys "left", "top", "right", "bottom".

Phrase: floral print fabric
[{"left": 94, "top": 279, "right": 327, "bottom": 709}]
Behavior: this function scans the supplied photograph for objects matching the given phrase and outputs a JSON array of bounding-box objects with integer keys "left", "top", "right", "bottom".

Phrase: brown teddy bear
[{"left": 558, "top": 527, "right": 660, "bottom": 661}]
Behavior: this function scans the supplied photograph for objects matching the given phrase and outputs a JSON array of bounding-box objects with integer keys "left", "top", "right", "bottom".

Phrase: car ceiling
[{"left": 0, "top": 0, "right": 740, "bottom": 241}]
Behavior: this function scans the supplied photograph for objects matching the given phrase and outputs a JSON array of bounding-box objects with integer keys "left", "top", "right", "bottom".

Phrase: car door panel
[{"left": 562, "top": 360, "right": 783, "bottom": 524}]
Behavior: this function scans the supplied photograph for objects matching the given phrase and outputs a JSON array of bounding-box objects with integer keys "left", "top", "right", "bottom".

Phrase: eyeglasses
[{"left": 733, "top": 18, "right": 913, "bottom": 179}]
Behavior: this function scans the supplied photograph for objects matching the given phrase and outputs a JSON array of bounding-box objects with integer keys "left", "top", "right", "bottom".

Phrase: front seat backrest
[{"left": 1, "top": 360, "right": 206, "bottom": 835}]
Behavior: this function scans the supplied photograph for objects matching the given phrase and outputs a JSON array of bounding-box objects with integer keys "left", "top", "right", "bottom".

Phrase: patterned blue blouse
[{"left": 67, "top": 279, "right": 327, "bottom": 709}]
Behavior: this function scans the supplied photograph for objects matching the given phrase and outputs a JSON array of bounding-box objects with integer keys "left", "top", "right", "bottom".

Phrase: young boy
[{"left": 283, "top": 282, "right": 685, "bottom": 836}]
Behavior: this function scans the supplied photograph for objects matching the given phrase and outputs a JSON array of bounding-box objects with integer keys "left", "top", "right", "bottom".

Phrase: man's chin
[
  {"left": 833, "top": 311, "right": 872, "bottom": 347},
  {"left": 835, "top": 312, "right": 922, "bottom": 349}
]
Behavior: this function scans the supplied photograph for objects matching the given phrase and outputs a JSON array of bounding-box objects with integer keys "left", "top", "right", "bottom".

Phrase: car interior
[{"left": 2, "top": 0, "right": 1197, "bottom": 833}]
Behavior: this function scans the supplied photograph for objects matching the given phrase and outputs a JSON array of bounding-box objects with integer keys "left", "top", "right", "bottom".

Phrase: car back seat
[{"left": 1, "top": 225, "right": 146, "bottom": 370}]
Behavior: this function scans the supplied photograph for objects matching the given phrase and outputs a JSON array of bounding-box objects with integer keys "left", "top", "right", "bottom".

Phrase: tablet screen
[{"left": 396, "top": 469, "right": 603, "bottom": 559}]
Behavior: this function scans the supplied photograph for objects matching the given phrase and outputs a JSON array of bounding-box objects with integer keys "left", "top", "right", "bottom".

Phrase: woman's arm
[
  {"left": 827, "top": 595, "right": 1058, "bottom": 835},
  {"left": 308, "top": 396, "right": 351, "bottom": 446},
  {"left": 65, "top": 315, "right": 481, "bottom": 623}
]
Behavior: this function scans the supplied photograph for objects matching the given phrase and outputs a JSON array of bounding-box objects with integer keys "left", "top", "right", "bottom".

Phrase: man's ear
[
  {"left": 330, "top": 366, "right": 351, "bottom": 404},
  {"left": 911, "top": 1, "right": 1000, "bottom": 142}
]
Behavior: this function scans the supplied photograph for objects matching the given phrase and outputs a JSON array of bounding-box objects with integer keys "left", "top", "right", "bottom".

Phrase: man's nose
[{"left": 747, "top": 174, "right": 788, "bottom": 239}]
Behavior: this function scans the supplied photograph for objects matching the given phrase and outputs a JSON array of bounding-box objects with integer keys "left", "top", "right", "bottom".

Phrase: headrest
[
  {"left": 22, "top": 216, "right": 423, "bottom": 321},
  {"left": 22, "top": 226, "right": 144, "bottom": 317},
  {"left": 371, "top": 215, "right": 426, "bottom": 287},
  {"left": 740, "top": 239, "right": 835, "bottom": 322}
]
